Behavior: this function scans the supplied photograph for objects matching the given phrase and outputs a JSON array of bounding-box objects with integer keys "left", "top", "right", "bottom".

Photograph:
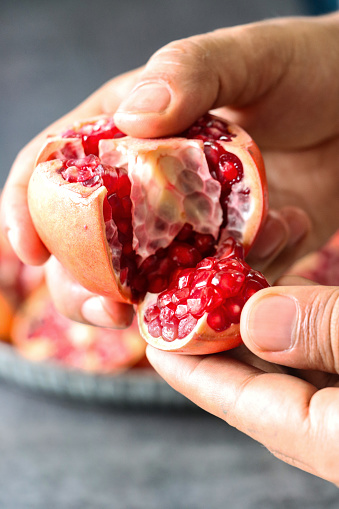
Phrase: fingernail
[
  {"left": 245, "top": 295, "right": 297, "bottom": 351},
  {"left": 81, "top": 297, "right": 116, "bottom": 327},
  {"left": 254, "top": 213, "right": 288, "bottom": 259},
  {"left": 116, "top": 83, "right": 171, "bottom": 114}
]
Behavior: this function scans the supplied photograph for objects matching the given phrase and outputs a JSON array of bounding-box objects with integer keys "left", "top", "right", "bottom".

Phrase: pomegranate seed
[
  {"left": 224, "top": 297, "right": 243, "bottom": 324},
  {"left": 194, "top": 233, "right": 215, "bottom": 255},
  {"left": 191, "top": 269, "right": 215, "bottom": 289},
  {"left": 144, "top": 305, "right": 160, "bottom": 323},
  {"left": 160, "top": 305, "right": 175, "bottom": 324},
  {"left": 211, "top": 270, "right": 245, "bottom": 298},
  {"left": 175, "top": 223, "right": 194, "bottom": 242},
  {"left": 196, "top": 257, "right": 215, "bottom": 270},
  {"left": 207, "top": 307, "right": 230, "bottom": 332},
  {"left": 178, "top": 315, "right": 198, "bottom": 339},
  {"left": 175, "top": 304, "right": 188, "bottom": 319},
  {"left": 172, "top": 287, "right": 190, "bottom": 303},
  {"left": 162, "top": 318, "right": 179, "bottom": 342},
  {"left": 176, "top": 269, "right": 195, "bottom": 289},
  {"left": 157, "top": 290, "right": 174, "bottom": 308},
  {"left": 170, "top": 243, "right": 202, "bottom": 267},
  {"left": 148, "top": 317, "right": 162, "bottom": 338},
  {"left": 148, "top": 275, "right": 168, "bottom": 294}
]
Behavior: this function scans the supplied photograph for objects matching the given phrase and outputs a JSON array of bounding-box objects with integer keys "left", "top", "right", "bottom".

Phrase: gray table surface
[{"left": 1, "top": 1, "right": 339, "bottom": 507}]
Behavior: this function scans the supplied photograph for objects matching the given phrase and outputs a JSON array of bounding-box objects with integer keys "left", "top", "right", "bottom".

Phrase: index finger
[
  {"left": 1, "top": 68, "right": 141, "bottom": 265},
  {"left": 146, "top": 347, "right": 339, "bottom": 484}
]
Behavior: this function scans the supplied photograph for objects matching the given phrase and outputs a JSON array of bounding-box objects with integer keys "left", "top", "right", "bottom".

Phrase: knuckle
[
  {"left": 300, "top": 287, "right": 339, "bottom": 373},
  {"left": 146, "top": 36, "right": 215, "bottom": 84}
]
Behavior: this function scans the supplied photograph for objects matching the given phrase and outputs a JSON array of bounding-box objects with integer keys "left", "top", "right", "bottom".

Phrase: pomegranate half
[{"left": 28, "top": 114, "right": 268, "bottom": 354}]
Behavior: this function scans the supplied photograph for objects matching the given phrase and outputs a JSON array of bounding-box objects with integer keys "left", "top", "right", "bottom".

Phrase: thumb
[
  {"left": 114, "top": 21, "right": 294, "bottom": 139},
  {"left": 240, "top": 283, "right": 339, "bottom": 373}
]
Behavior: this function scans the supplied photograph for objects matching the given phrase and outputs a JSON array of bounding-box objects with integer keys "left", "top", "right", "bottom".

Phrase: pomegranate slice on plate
[
  {"left": 11, "top": 285, "right": 146, "bottom": 373},
  {"left": 28, "top": 114, "right": 268, "bottom": 354}
]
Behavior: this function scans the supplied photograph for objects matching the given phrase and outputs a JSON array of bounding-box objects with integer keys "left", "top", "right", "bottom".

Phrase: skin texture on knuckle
[
  {"left": 144, "top": 36, "right": 219, "bottom": 96},
  {"left": 299, "top": 287, "right": 339, "bottom": 374}
]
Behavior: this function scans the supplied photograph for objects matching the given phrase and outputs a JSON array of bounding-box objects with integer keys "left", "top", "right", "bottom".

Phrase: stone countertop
[{"left": 0, "top": 379, "right": 338, "bottom": 509}]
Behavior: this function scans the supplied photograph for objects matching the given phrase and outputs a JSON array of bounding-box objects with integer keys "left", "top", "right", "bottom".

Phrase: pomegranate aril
[
  {"left": 148, "top": 275, "right": 168, "bottom": 294},
  {"left": 144, "top": 305, "right": 160, "bottom": 323},
  {"left": 160, "top": 305, "right": 175, "bottom": 323},
  {"left": 216, "top": 258, "right": 246, "bottom": 272},
  {"left": 162, "top": 318, "right": 179, "bottom": 342},
  {"left": 117, "top": 173, "right": 131, "bottom": 198},
  {"left": 194, "top": 233, "right": 215, "bottom": 255},
  {"left": 102, "top": 172, "right": 118, "bottom": 194},
  {"left": 211, "top": 270, "right": 245, "bottom": 297},
  {"left": 103, "top": 197, "right": 112, "bottom": 222},
  {"left": 175, "top": 304, "right": 188, "bottom": 319},
  {"left": 140, "top": 255, "right": 158, "bottom": 275},
  {"left": 172, "top": 287, "right": 190, "bottom": 303},
  {"left": 191, "top": 269, "right": 215, "bottom": 289},
  {"left": 176, "top": 268, "right": 195, "bottom": 289},
  {"left": 223, "top": 297, "right": 243, "bottom": 324},
  {"left": 218, "top": 152, "right": 243, "bottom": 185},
  {"left": 244, "top": 278, "right": 269, "bottom": 299},
  {"left": 196, "top": 257, "right": 215, "bottom": 270},
  {"left": 148, "top": 317, "right": 162, "bottom": 338},
  {"left": 207, "top": 307, "right": 231, "bottom": 332},
  {"left": 175, "top": 223, "right": 194, "bottom": 242},
  {"left": 82, "top": 175, "right": 100, "bottom": 187},
  {"left": 170, "top": 243, "right": 202, "bottom": 267},
  {"left": 157, "top": 290, "right": 175, "bottom": 308},
  {"left": 63, "top": 118, "right": 126, "bottom": 156},
  {"left": 219, "top": 238, "right": 245, "bottom": 260},
  {"left": 178, "top": 315, "right": 198, "bottom": 339}
]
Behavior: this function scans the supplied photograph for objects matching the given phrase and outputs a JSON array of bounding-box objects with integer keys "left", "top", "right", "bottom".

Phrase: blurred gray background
[{"left": 1, "top": 1, "right": 339, "bottom": 508}]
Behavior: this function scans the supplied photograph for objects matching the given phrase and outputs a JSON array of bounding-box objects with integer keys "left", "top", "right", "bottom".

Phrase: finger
[
  {"left": 115, "top": 16, "right": 339, "bottom": 145},
  {"left": 45, "top": 256, "right": 134, "bottom": 328},
  {"left": 240, "top": 283, "right": 339, "bottom": 373},
  {"left": 1, "top": 68, "right": 141, "bottom": 265},
  {"left": 146, "top": 347, "right": 339, "bottom": 483}
]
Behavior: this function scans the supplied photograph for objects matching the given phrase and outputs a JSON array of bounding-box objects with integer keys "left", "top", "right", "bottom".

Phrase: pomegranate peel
[{"left": 28, "top": 113, "right": 269, "bottom": 354}]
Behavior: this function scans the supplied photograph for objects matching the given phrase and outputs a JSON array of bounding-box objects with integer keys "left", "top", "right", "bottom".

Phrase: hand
[
  {"left": 147, "top": 274, "right": 339, "bottom": 484},
  {"left": 2, "top": 14, "right": 339, "bottom": 325}
]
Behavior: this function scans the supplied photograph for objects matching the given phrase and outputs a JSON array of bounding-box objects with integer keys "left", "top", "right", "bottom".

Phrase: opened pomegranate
[
  {"left": 12, "top": 285, "right": 146, "bottom": 373},
  {"left": 28, "top": 113, "right": 268, "bottom": 354}
]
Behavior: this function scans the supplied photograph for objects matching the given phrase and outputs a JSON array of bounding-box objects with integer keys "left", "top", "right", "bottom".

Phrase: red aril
[
  {"left": 28, "top": 113, "right": 268, "bottom": 354},
  {"left": 138, "top": 243, "right": 268, "bottom": 354}
]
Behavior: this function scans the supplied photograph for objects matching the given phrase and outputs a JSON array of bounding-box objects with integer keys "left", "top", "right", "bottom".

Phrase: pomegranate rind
[
  {"left": 28, "top": 159, "right": 131, "bottom": 302},
  {"left": 216, "top": 142, "right": 267, "bottom": 253},
  {"left": 11, "top": 286, "right": 146, "bottom": 373},
  {"left": 137, "top": 293, "right": 242, "bottom": 354}
]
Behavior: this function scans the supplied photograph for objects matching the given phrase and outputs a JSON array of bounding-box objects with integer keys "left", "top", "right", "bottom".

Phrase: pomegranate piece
[
  {"left": 11, "top": 286, "right": 146, "bottom": 373},
  {"left": 28, "top": 113, "right": 268, "bottom": 355},
  {"left": 138, "top": 242, "right": 269, "bottom": 354}
]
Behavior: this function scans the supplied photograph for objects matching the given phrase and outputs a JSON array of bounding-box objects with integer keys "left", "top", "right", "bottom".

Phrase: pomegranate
[
  {"left": 288, "top": 230, "right": 339, "bottom": 285},
  {"left": 11, "top": 285, "right": 146, "bottom": 373},
  {"left": 28, "top": 113, "right": 268, "bottom": 354}
]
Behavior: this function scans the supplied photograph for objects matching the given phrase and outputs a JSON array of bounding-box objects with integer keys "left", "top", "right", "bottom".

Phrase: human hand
[
  {"left": 147, "top": 274, "right": 339, "bottom": 484},
  {"left": 3, "top": 14, "right": 339, "bottom": 325}
]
